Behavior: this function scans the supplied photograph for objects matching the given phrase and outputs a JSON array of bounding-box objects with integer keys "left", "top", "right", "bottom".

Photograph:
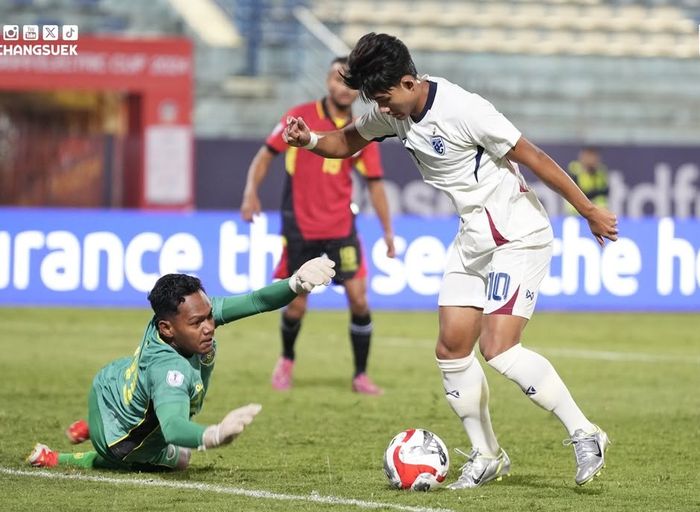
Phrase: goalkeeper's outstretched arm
[
  {"left": 155, "top": 400, "right": 262, "bottom": 451},
  {"left": 216, "top": 257, "right": 336, "bottom": 324}
]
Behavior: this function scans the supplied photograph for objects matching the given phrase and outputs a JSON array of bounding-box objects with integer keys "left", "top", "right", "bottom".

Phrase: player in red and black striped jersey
[{"left": 241, "top": 57, "right": 395, "bottom": 395}]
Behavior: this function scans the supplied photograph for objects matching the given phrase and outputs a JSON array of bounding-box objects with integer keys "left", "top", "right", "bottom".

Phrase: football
[{"left": 383, "top": 428, "right": 450, "bottom": 491}]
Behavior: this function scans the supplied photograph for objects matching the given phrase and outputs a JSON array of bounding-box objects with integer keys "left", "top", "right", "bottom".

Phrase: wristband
[
  {"left": 288, "top": 273, "right": 304, "bottom": 294},
  {"left": 198, "top": 424, "right": 221, "bottom": 451},
  {"left": 302, "top": 132, "right": 319, "bottom": 150}
]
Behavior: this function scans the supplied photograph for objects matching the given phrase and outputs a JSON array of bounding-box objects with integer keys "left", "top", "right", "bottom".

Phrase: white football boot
[
  {"left": 447, "top": 447, "right": 511, "bottom": 490},
  {"left": 563, "top": 425, "right": 610, "bottom": 485}
]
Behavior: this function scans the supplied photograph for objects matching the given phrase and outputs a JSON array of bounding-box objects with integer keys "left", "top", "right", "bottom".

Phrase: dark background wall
[{"left": 196, "top": 138, "right": 700, "bottom": 218}]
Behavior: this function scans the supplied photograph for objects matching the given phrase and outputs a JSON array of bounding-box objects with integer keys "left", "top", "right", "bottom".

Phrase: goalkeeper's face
[{"left": 159, "top": 290, "right": 215, "bottom": 357}]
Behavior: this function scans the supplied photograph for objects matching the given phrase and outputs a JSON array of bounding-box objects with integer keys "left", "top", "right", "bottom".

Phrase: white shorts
[{"left": 438, "top": 242, "right": 552, "bottom": 319}]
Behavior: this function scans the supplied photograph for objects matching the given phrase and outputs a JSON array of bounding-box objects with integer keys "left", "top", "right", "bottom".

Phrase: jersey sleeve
[
  {"left": 211, "top": 279, "right": 296, "bottom": 326},
  {"left": 156, "top": 401, "right": 207, "bottom": 448},
  {"left": 354, "top": 103, "right": 396, "bottom": 141},
  {"left": 459, "top": 94, "right": 521, "bottom": 159},
  {"left": 149, "top": 356, "right": 194, "bottom": 408},
  {"left": 352, "top": 141, "right": 384, "bottom": 179}
]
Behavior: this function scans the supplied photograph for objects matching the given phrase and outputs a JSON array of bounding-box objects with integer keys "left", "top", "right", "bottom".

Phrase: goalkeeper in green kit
[{"left": 26, "top": 257, "right": 335, "bottom": 471}]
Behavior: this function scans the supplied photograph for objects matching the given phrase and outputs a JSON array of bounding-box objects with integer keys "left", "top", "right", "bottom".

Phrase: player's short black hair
[
  {"left": 331, "top": 55, "right": 348, "bottom": 67},
  {"left": 342, "top": 32, "right": 417, "bottom": 101},
  {"left": 148, "top": 274, "right": 205, "bottom": 320}
]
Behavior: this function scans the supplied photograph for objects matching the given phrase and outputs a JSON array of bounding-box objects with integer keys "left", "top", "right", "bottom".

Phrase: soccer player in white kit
[{"left": 283, "top": 33, "right": 619, "bottom": 489}]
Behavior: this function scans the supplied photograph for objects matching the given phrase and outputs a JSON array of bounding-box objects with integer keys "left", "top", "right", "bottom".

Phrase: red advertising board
[{"left": 0, "top": 36, "right": 194, "bottom": 209}]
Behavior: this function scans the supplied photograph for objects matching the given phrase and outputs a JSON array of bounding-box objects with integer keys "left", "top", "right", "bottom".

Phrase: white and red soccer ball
[{"left": 383, "top": 428, "right": 450, "bottom": 491}]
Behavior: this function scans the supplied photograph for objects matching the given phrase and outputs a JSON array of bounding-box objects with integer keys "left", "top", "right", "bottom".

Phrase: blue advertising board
[{"left": 1, "top": 208, "right": 698, "bottom": 310}]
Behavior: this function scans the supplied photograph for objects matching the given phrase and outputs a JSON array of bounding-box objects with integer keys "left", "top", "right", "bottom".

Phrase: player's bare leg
[
  {"left": 436, "top": 305, "right": 509, "bottom": 489},
  {"left": 482, "top": 313, "right": 608, "bottom": 485},
  {"left": 272, "top": 294, "right": 307, "bottom": 390},
  {"left": 344, "top": 277, "right": 382, "bottom": 395}
]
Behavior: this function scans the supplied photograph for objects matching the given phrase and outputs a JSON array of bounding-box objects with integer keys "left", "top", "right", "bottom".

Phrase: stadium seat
[
  {"left": 637, "top": 32, "right": 677, "bottom": 58},
  {"left": 572, "top": 31, "right": 609, "bottom": 56},
  {"left": 545, "top": 4, "right": 582, "bottom": 31},
  {"left": 539, "top": 32, "right": 574, "bottom": 56},
  {"left": 606, "top": 32, "right": 643, "bottom": 57},
  {"left": 614, "top": 4, "right": 649, "bottom": 32},
  {"left": 512, "top": 4, "right": 550, "bottom": 29},
  {"left": 343, "top": 2, "right": 379, "bottom": 23},
  {"left": 577, "top": 4, "right": 616, "bottom": 31},
  {"left": 22, "top": 0, "right": 695, "bottom": 140},
  {"left": 507, "top": 30, "right": 541, "bottom": 53},
  {"left": 481, "top": 3, "right": 516, "bottom": 24},
  {"left": 438, "top": 3, "right": 479, "bottom": 28}
]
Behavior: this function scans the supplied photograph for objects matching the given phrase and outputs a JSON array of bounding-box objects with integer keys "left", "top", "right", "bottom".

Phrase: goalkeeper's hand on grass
[
  {"left": 289, "top": 256, "right": 336, "bottom": 294},
  {"left": 200, "top": 403, "right": 262, "bottom": 450}
]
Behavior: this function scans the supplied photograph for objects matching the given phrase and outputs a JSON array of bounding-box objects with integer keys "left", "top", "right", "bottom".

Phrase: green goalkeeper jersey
[{"left": 91, "top": 280, "right": 295, "bottom": 463}]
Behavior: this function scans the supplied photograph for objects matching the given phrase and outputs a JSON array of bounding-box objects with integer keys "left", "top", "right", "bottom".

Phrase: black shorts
[{"left": 273, "top": 232, "right": 367, "bottom": 285}]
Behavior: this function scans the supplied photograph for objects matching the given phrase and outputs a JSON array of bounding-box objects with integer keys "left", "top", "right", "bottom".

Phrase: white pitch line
[
  {"left": 0, "top": 467, "right": 454, "bottom": 512},
  {"left": 381, "top": 338, "right": 700, "bottom": 364}
]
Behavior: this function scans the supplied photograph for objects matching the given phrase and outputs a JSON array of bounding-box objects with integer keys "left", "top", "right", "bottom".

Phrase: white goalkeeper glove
[
  {"left": 199, "top": 403, "right": 262, "bottom": 450},
  {"left": 289, "top": 256, "right": 336, "bottom": 294}
]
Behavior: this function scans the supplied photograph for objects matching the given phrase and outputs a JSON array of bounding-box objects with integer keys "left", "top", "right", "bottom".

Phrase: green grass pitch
[{"left": 1, "top": 308, "right": 698, "bottom": 511}]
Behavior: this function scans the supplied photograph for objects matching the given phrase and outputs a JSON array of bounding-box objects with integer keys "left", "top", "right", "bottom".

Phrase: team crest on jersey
[
  {"left": 430, "top": 136, "right": 446, "bottom": 155},
  {"left": 200, "top": 347, "right": 216, "bottom": 366},
  {"left": 166, "top": 370, "right": 185, "bottom": 387}
]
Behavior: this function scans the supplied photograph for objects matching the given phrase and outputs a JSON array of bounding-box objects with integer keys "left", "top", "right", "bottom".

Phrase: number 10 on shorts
[{"left": 486, "top": 271, "right": 511, "bottom": 302}]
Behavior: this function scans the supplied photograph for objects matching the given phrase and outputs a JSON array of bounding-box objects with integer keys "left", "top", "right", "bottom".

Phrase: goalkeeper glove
[
  {"left": 199, "top": 403, "right": 262, "bottom": 450},
  {"left": 289, "top": 256, "right": 336, "bottom": 294}
]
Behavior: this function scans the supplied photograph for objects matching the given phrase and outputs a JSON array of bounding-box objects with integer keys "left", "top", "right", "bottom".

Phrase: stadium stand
[
  {"left": 310, "top": 0, "right": 700, "bottom": 143},
  {"left": 205, "top": 0, "right": 700, "bottom": 143},
  {"left": 321, "top": 1, "right": 698, "bottom": 57},
  {"left": 3, "top": 0, "right": 698, "bottom": 142}
]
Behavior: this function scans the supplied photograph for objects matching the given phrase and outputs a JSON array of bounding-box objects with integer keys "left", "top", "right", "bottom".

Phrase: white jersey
[{"left": 355, "top": 76, "right": 552, "bottom": 259}]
